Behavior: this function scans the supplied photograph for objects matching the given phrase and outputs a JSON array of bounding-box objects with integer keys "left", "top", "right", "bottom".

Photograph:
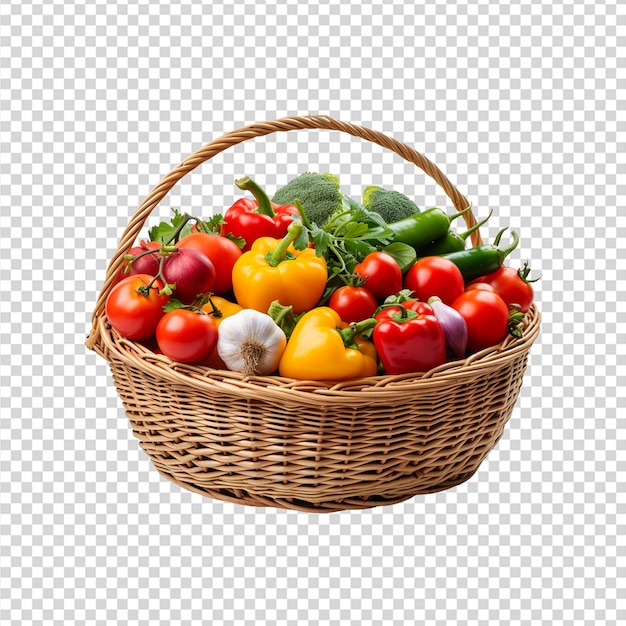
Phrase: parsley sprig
[
  {"left": 148, "top": 209, "right": 244, "bottom": 248},
  {"left": 295, "top": 197, "right": 393, "bottom": 275}
]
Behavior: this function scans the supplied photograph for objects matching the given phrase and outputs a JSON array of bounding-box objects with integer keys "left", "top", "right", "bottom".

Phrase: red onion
[
  {"left": 162, "top": 248, "right": 216, "bottom": 304},
  {"left": 428, "top": 296, "right": 468, "bottom": 360}
]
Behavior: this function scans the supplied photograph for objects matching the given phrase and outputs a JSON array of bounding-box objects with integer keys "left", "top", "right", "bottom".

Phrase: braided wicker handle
[{"left": 87, "top": 115, "right": 477, "bottom": 349}]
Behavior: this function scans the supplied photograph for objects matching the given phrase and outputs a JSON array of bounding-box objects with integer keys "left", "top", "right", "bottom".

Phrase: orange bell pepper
[
  {"left": 231, "top": 221, "right": 327, "bottom": 314},
  {"left": 198, "top": 296, "right": 243, "bottom": 369},
  {"left": 201, "top": 296, "right": 243, "bottom": 323}
]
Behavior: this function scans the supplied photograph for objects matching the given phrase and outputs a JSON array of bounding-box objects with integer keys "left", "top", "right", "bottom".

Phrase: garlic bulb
[{"left": 217, "top": 309, "right": 287, "bottom": 377}]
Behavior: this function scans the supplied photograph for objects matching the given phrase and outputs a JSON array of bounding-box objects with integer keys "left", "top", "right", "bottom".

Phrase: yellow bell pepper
[
  {"left": 278, "top": 307, "right": 378, "bottom": 380},
  {"left": 232, "top": 221, "right": 327, "bottom": 314}
]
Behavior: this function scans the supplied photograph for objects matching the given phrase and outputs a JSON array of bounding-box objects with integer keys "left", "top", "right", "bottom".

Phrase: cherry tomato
[
  {"left": 105, "top": 274, "right": 170, "bottom": 341},
  {"left": 403, "top": 256, "right": 465, "bottom": 305},
  {"left": 328, "top": 285, "right": 378, "bottom": 323},
  {"left": 474, "top": 265, "right": 535, "bottom": 313},
  {"left": 353, "top": 252, "right": 403, "bottom": 300},
  {"left": 156, "top": 309, "right": 218, "bottom": 363},
  {"left": 451, "top": 289, "right": 509, "bottom": 353},
  {"left": 177, "top": 233, "right": 242, "bottom": 295}
]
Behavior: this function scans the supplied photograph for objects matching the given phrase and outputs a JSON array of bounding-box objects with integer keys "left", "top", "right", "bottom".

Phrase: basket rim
[{"left": 92, "top": 303, "right": 540, "bottom": 406}]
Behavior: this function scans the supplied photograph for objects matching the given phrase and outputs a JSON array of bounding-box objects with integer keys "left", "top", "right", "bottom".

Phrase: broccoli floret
[
  {"left": 361, "top": 185, "right": 420, "bottom": 223},
  {"left": 272, "top": 172, "right": 343, "bottom": 227}
]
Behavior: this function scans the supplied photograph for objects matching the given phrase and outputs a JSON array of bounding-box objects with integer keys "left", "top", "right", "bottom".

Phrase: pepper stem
[
  {"left": 203, "top": 295, "right": 223, "bottom": 317},
  {"left": 496, "top": 229, "right": 520, "bottom": 263},
  {"left": 235, "top": 176, "right": 275, "bottom": 217},
  {"left": 264, "top": 221, "right": 305, "bottom": 267},
  {"left": 337, "top": 317, "right": 378, "bottom": 348},
  {"left": 389, "top": 305, "right": 419, "bottom": 324},
  {"left": 293, "top": 198, "right": 314, "bottom": 230},
  {"left": 382, "top": 289, "right": 415, "bottom": 305},
  {"left": 447, "top": 205, "right": 473, "bottom": 222},
  {"left": 459, "top": 209, "right": 493, "bottom": 242}
]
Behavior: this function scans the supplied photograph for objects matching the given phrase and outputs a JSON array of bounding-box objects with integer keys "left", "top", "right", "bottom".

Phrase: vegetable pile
[{"left": 105, "top": 173, "right": 539, "bottom": 380}]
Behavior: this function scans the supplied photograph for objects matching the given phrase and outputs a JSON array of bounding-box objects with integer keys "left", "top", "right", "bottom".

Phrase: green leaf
[
  {"left": 162, "top": 298, "right": 189, "bottom": 312},
  {"left": 383, "top": 289, "right": 415, "bottom": 305},
  {"left": 342, "top": 238, "right": 376, "bottom": 262},
  {"left": 383, "top": 242, "right": 417, "bottom": 273},
  {"left": 359, "top": 207, "right": 389, "bottom": 230},
  {"left": 342, "top": 195, "right": 363, "bottom": 213},
  {"left": 507, "top": 305, "right": 526, "bottom": 338},
  {"left": 226, "top": 233, "right": 246, "bottom": 249},
  {"left": 149, "top": 208, "right": 187, "bottom": 243},
  {"left": 267, "top": 300, "right": 304, "bottom": 339},
  {"left": 358, "top": 224, "right": 394, "bottom": 241},
  {"left": 317, "top": 268, "right": 348, "bottom": 306},
  {"left": 339, "top": 221, "right": 370, "bottom": 239},
  {"left": 159, "top": 283, "right": 176, "bottom": 297},
  {"left": 309, "top": 227, "right": 332, "bottom": 259},
  {"left": 195, "top": 214, "right": 225, "bottom": 235}
]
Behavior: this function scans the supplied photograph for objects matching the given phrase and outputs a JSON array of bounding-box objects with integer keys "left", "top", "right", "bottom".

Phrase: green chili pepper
[
  {"left": 386, "top": 206, "right": 471, "bottom": 250},
  {"left": 439, "top": 227, "right": 520, "bottom": 281},
  {"left": 416, "top": 209, "right": 493, "bottom": 256}
]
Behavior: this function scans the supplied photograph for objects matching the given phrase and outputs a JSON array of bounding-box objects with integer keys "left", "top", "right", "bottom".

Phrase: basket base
[{"left": 154, "top": 465, "right": 481, "bottom": 513}]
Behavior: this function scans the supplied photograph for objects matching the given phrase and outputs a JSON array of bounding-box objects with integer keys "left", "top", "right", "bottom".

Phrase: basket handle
[{"left": 86, "top": 115, "right": 476, "bottom": 350}]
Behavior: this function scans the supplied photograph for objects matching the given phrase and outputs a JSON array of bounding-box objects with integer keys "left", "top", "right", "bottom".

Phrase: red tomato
[
  {"left": 404, "top": 256, "right": 465, "bottom": 305},
  {"left": 451, "top": 289, "right": 509, "bottom": 353},
  {"left": 105, "top": 274, "right": 170, "bottom": 341},
  {"left": 156, "top": 309, "right": 218, "bottom": 363},
  {"left": 465, "top": 282, "right": 497, "bottom": 293},
  {"left": 353, "top": 252, "right": 403, "bottom": 300},
  {"left": 474, "top": 265, "right": 535, "bottom": 313},
  {"left": 328, "top": 286, "right": 378, "bottom": 323},
  {"left": 176, "top": 233, "right": 242, "bottom": 295}
]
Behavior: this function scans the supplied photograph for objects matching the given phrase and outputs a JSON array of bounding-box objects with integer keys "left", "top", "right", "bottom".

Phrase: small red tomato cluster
[{"left": 326, "top": 252, "right": 536, "bottom": 375}]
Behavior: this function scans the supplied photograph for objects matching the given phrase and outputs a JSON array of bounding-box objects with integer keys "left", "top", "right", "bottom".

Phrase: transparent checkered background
[{"left": 1, "top": 0, "right": 623, "bottom": 624}]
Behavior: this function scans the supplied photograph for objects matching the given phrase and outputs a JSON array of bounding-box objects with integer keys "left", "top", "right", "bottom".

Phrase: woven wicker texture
[{"left": 86, "top": 115, "right": 540, "bottom": 513}]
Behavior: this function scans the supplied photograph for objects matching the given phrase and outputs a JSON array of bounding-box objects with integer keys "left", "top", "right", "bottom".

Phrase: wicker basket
[{"left": 85, "top": 115, "right": 541, "bottom": 513}]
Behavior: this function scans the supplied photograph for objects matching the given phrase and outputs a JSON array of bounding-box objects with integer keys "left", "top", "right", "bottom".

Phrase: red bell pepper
[
  {"left": 372, "top": 302, "right": 446, "bottom": 374},
  {"left": 220, "top": 177, "right": 300, "bottom": 251}
]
